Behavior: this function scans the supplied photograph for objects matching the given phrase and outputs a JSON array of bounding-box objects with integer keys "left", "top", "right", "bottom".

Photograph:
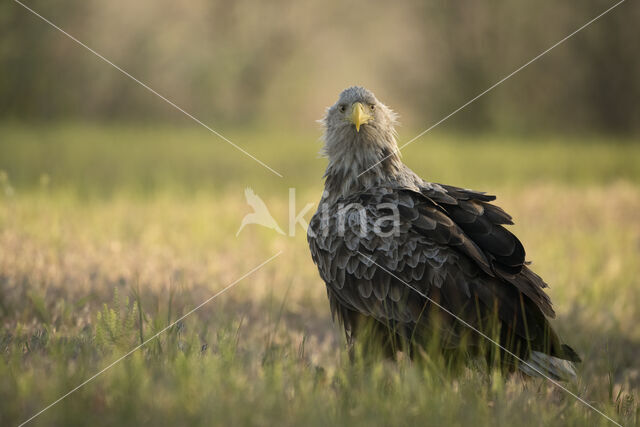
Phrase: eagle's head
[{"left": 321, "top": 87, "right": 403, "bottom": 188}]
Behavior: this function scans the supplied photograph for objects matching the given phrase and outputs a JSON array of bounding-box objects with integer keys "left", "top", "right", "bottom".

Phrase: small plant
[{"left": 95, "top": 288, "right": 139, "bottom": 349}]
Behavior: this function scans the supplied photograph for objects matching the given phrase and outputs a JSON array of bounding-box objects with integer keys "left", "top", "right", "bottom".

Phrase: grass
[{"left": 0, "top": 122, "right": 639, "bottom": 426}]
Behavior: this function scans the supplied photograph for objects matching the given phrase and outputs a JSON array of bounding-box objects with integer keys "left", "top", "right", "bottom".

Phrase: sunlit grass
[
  {"left": 0, "top": 123, "right": 638, "bottom": 426},
  {"left": 1, "top": 122, "right": 639, "bottom": 196}
]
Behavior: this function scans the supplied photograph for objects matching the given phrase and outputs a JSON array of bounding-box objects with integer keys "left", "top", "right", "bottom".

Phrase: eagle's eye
[
  {"left": 338, "top": 104, "right": 346, "bottom": 113},
  {"left": 369, "top": 104, "right": 375, "bottom": 111}
]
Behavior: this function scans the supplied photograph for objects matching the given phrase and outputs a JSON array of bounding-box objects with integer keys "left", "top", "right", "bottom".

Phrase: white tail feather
[{"left": 519, "top": 351, "right": 577, "bottom": 381}]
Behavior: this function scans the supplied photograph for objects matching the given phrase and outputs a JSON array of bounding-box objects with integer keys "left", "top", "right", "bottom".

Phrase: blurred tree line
[{"left": 1, "top": 0, "right": 638, "bottom": 134}]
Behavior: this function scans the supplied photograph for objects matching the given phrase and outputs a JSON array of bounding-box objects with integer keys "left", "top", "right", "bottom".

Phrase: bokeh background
[
  {"left": 0, "top": 1, "right": 639, "bottom": 426},
  {"left": 2, "top": 0, "right": 639, "bottom": 132}
]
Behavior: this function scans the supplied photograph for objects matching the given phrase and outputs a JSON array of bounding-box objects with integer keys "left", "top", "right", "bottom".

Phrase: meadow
[{"left": 0, "top": 122, "right": 639, "bottom": 426}]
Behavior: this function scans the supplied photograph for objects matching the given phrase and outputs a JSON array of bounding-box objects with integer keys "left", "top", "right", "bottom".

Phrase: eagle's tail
[{"left": 519, "top": 351, "right": 578, "bottom": 381}]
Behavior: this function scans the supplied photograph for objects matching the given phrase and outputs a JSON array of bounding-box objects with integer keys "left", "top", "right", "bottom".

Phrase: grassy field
[{"left": 1, "top": 123, "right": 639, "bottom": 426}]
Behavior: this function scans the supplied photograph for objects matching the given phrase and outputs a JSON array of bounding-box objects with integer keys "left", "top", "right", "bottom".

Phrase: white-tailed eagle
[{"left": 308, "top": 86, "right": 580, "bottom": 380}]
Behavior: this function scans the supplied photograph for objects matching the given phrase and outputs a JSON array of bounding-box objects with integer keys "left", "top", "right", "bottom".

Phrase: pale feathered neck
[{"left": 321, "top": 131, "right": 409, "bottom": 203}]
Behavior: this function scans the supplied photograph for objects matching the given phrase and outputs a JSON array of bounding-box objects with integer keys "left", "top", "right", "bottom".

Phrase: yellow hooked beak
[{"left": 349, "top": 102, "right": 371, "bottom": 132}]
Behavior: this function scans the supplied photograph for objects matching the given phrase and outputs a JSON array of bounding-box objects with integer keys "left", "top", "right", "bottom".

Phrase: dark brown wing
[
  {"left": 421, "top": 183, "right": 554, "bottom": 317},
  {"left": 308, "top": 185, "right": 578, "bottom": 362}
]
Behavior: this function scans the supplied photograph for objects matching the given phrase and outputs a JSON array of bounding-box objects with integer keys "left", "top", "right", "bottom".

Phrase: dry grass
[{"left": 0, "top": 123, "right": 639, "bottom": 426}]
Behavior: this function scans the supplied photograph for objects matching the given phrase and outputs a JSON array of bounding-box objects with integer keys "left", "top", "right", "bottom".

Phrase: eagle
[{"left": 307, "top": 86, "right": 581, "bottom": 380}]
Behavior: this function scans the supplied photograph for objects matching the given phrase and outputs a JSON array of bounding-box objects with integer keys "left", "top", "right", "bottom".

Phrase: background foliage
[{"left": 1, "top": 0, "right": 639, "bottom": 133}]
